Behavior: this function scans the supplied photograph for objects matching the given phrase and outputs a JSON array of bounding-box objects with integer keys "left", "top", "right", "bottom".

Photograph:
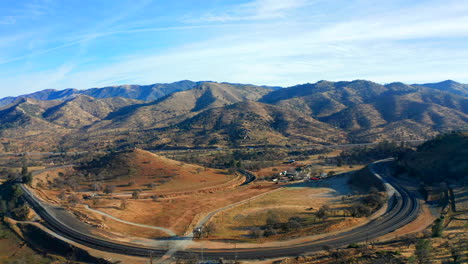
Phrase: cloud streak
[
  {"left": 0, "top": 0, "right": 467, "bottom": 97},
  {"left": 196, "top": 0, "right": 311, "bottom": 22}
]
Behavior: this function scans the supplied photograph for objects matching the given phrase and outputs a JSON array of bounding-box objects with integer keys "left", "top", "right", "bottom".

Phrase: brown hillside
[
  {"left": 43, "top": 95, "right": 142, "bottom": 128},
  {"left": 0, "top": 98, "right": 69, "bottom": 151},
  {"left": 348, "top": 120, "right": 439, "bottom": 142},
  {"left": 261, "top": 80, "right": 468, "bottom": 142},
  {"left": 79, "top": 148, "right": 237, "bottom": 193},
  {"left": 321, "top": 104, "right": 387, "bottom": 130},
  {"left": 0, "top": 80, "right": 466, "bottom": 152},
  {"left": 90, "top": 81, "right": 273, "bottom": 131},
  {"left": 148, "top": 100, "right": 346, "bottom": 148}
]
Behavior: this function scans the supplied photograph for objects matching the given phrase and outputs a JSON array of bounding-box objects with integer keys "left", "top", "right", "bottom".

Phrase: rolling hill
[
  {"left": 415, "top": 80, "right": 468, "bottom": 97},
  {"left": 0, "top": 80, "right": 281, "bottom": 108},
  {"left": 149, "top": 100, "right": 347, "bottom": 148},
  {"left": 77, "top": 148, "right": 237, "bottom": 193},
  {"left": 0, "top": 80, "right": 200, "bottom": 107},
  {"left": 0, "top": 98, "right": 69, "bottom": 151},
  {"left": 43, "top": 95, "right": 142, "bottom": 128},
  {"left": 88, "top": 81, "right": 274, "bottom": 130},
  {"left": 396, "top": 131, "right": 468, "bottom": 184},
  {"left": 0, "top": 96, "right": 141, "bottom": 152},
  {"left": 260, "top": 80, "right": 468, "bottom": 142},
  {"left": 0, "top": 79, "right": 466, "bottom": 152}
]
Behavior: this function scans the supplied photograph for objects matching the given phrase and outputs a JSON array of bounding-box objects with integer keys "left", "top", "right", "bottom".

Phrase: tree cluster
[
  {"left": 396, "top": 132, "right": 468, "bottom": 185},
  {"left": 0, "top": 180, "right": 30, "bottom": 221},
  {"left": 337, "top": 141, "right": 412, "bottom": 165},
  {"left": 249, "top": 213, "right": 303, "bottom": 239}
]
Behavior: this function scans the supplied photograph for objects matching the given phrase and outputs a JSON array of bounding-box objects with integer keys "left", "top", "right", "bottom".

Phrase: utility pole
[
  {"left": 200, "top": 228, "right": 204, "bottom": 263},
  {"left": 366, "top": 225, "right": 369, "bottom": 246},
  {"left": 234, "top": 242, "right": 237, "bottom": 263}
]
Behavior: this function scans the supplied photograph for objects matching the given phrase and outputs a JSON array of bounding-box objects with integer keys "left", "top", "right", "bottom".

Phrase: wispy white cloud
[
  {"left": 1, "top": 0, "right": 468, "bottom": 97},
  {"left": 311, "top": 1, "right": 468, "bottom": 42},
  {"left": 1, "top": 62, "right": 75, "bottom": 95},
  {"left": 2, "top": 0, "right": 53, "bottom": 22},
  {"left": 196, "top": 0, "right": 311, "bottom": 22},
  {"left": 58, "top": 0, "right": 468, "bottom": 87}
]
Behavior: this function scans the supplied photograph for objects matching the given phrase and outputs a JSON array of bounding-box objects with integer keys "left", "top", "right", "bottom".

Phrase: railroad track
[
  {"left": 193, "top": 163, "right": 420, "bottom": 259},
  {"left": 20, "top": 160, "right": 420, "bottom": 260}
]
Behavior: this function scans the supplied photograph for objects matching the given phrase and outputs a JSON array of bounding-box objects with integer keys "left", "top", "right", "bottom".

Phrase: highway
[{"left": 20, "top": 160, "right": 420, "bottom": 260}]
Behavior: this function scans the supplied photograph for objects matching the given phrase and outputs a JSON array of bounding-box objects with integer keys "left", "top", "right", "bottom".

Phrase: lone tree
[
  {"left": 250, "top": 227, "right": 263, "bottom": 239},
  {"left": 266, "top": 212, "right": 281, "bottom": 229},
  {"left": 132, "top": 190, "right": 140, "bottom": 199},
  {"left": 12, "top": 185, "right": 23, "bottom": 202},
  {"left": 449, "top": 243, "right": 463, "bottom": 263},
  {"left": 21, "top": 165, "right": 28, "bottom": 176},
  {"left": 103, "top": 185, "right": 115, "bottom": 195},
  {"left": 317, "top": 205, "right": 330, "bottom": 220},
  {"left": 203, "top": 222, "right": 217, "bottom": 237},
  {"left": 284, "top": 217, "right": 302, "bottom": 232},
  {"left": 431, "top": 217, "right": 444, "bottom": 237},
  {"left": 21, "top": 165, "right": 33, "bottom": 185},
  {"left": 415, "top": 239, "right": 431, "bottom": 264},
  {"left": 91, "top": 196, "right": 99, "bottom": 207},
  {"left": 120, "top": 199, "right": 127, "bottom": 210},
  {"left": 58, "top": 191, "right": 66, "bottom": 200},
  {"left": 67, "top": 194, "right": 80, "bottom": 206},
  {"left": 402, "top": 234, "right": 418, "bottom": 248}
]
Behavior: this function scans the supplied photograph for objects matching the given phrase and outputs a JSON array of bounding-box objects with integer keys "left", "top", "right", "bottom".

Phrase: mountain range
[{"left": 0, "top": 80, "right": 466, "bottom": 152}]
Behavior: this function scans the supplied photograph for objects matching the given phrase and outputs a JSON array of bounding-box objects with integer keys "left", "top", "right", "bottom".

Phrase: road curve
[
  {"left": 20, "top": 160, "right": 420, "bottom": 260},
  {"left": 237, "top": 168, "right": 256, "bottom": 185}
]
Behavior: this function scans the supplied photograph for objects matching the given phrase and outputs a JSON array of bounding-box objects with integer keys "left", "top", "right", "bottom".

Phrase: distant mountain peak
[
  {"left": 415, "top": 80, "right": 468, "bottom": 96},
  {"left": 440, "top": 79, "right": 460, "bottom": 84},
  {"left": 0, "top": 81, "right": 201, "bottom": 108},
  {"left": 0, "top": 78, "right": 466, "bottom": 152}
]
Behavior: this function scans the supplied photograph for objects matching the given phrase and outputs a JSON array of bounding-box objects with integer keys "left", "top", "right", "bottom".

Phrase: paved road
[
  {"left": 237, "top": 168, "right": 256, "bottom": 185},
  {"left": 20, "top": 160, "right": 420, "bottom": 260},
  {"left": 195, "top": 160, "right": 420, "bottom": 259}
]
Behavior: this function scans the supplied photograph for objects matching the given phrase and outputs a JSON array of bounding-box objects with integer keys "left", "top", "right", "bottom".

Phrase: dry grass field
[
  {"left": 82, "top": 149, "right": 240, "bottom": 194},
  {"left": 25, "top": 148, "right": 375, "bottom": 242},
  {"left": 77, "top": 183, "right": 278, "bottom": 237},
  {"left": 29, "top": 149, "right": 269, "bottom": 238},
  {"left": 208, "top": 175, "right": 367, "bottom": 242}
]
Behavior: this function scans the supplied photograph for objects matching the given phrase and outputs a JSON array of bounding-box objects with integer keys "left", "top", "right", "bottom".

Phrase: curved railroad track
[{"left": 20, "top": 160, "right": 420, "bottom": 260}]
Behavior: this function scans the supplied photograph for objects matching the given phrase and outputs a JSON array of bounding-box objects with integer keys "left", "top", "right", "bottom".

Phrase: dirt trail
[
  {"left": 156, "top": 187, "right": 283, "bottom": 263},
  {"left": 82, "top": 204, "right": 177, "bottom": 237}
]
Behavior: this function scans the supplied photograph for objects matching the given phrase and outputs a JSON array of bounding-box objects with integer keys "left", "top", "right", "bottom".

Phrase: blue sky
[{"left": 1, "top": 0, "right": 468, "bottom": 98}]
